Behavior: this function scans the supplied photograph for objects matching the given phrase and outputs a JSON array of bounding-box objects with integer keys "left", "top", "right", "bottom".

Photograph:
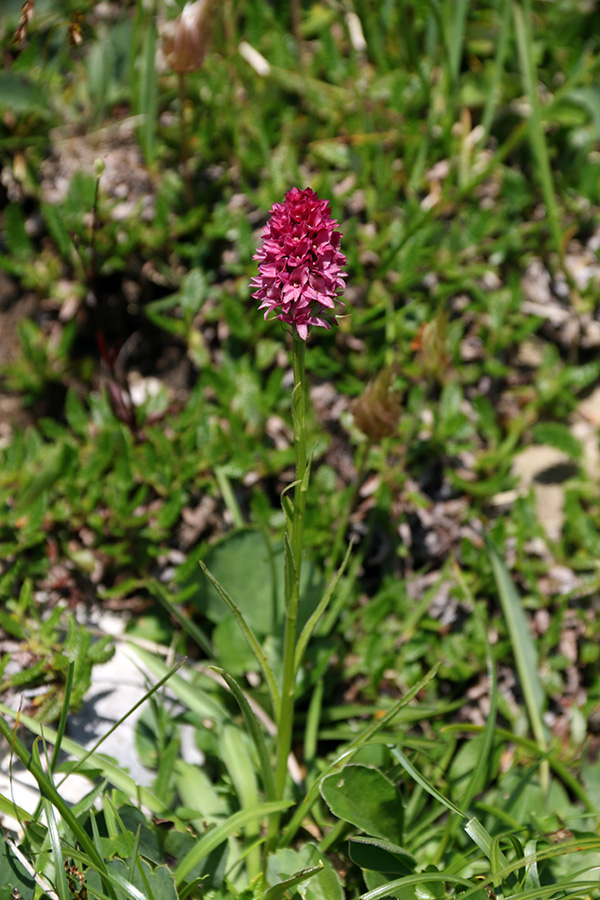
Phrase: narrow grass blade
[
  {"left": 390, "top": 746, "right": 465, "bottom": 818},
  {"left": 514, "top": 0, "right": 563, "bottom": 259},
  {"left": 491, "top": 834, "right": 522, "bottom": 891},
  {"left": 294, "top": 539, "right": 352, "bottom": 676},
  {"left": 360, "top": 872, "right": 475, "bottom": 900},
  {"left": 433, "top": 571, "right": 500, "bottom": 865},
  {"left": 137, "top": 10, "right": 158, "bottom": 166},
  {"left": 131, "top": 647, "right": 227, "bottom": 721},
  {"left": 485, "top": 536, "right": 548, "bottom": 786},
  {"left": 443, "top": 721, "right": 593, "bottom": 811},
  {"left": 456, "top": 569, "right": 499, "bottom": 804},
  {"left": 318, "top": 549, "right": 363, "bottom": 636},
  {"left": 174, "top": 800, "right": 292, "bottom": 886},
  {"left": 465, "top": 817, "right": 510, "bottom": 874},
  {"left": 101, "top": 868, "right": 149, "bottom": 900},
  {"left": 446, "top": 0, "right": 469, "bottom": 89},
  {"left": 0, "top": 658, "right": 182, "bottom": 820},
  {"left": 215, "top": 465, "right": 245, "bottom": 528},
  {"left": 221, "top": 720, "right": 261, "bottom": 879},
  {"left": 49, "top": 659, "right": 73, "bottom": 774},
  {"left": 462, "top": 643, "right": 498, "bottom": 803},
  {"left": 148, "top": 578, "right": 212, "bottom": 656},
  {"left": 128, "top": 825, "right": 142, "bottom": 882},
  {"left": 0, "top": 714, "right": 108, "bottom": 876},
  {"left": 480, "top": 0, "right": 513, "bottom": 143},
  {"left": 42, "top": 795, "right": 69, "bottom": 900},
  {"left": 211, "top": 666, "right": 277, "bottom": 802},
  {"left": 154, "top": 736, "right": 180, "bottom": 806},
  {"left": 303, "top": 677, "right": 324, "bottom": 768},
  {"left": 199, "top": 560, "right": 281, "bottom": 717}
]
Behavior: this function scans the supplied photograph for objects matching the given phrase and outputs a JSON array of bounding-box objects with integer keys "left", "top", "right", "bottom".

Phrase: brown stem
[{"left": 178, "top": 72, "right": 193, "bottom": 205}]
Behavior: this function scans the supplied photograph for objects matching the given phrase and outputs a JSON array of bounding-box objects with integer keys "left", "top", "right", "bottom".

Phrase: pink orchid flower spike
[{"left": 251, "top": 187, "right": 347, "bottom": 341}]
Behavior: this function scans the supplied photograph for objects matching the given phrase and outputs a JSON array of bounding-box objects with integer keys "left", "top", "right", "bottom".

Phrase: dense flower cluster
[{"left": 251, "top": 187, "right": 347, "bottom": 340}]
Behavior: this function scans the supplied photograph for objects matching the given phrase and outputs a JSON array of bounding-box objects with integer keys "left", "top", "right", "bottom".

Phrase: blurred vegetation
[{"left": 1, "top": 1, "right": 600, "bottom": 898}]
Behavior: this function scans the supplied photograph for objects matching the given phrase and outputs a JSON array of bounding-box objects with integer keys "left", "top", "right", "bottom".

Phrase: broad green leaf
[
  {"left": 267, "top": 844, "right": 343, "bottom": 900},
  {"left": 174, "top": 760, "right": 228, "bottom": 821},
  {"left": 263, "top": 863, "right": 324, "bottom": 900},
  {"left": 0, "top": 72, "right": 46, "bottom": 113},
  {"left": 320, "top": 765, "right": 403, "bottom": 843},
  {"left": 190, "top": 529, "right": 323, "bottom": 636},
  {"left": 0, "top": 838, "right": 36, "bottom": 900},
  {"left": 348, "top": 836, "right": 416, "bottom": 875},
  {"left": 3, "top": 203, "right": 32, "bottom": 259}
]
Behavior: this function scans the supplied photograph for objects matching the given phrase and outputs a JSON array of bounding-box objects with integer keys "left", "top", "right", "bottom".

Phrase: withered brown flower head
[
  {"left": 352, "top": 367, "right": 402, "bottom": 442},
  {"left": 163, "top": 0, "right": 212, "bottom": 74}
]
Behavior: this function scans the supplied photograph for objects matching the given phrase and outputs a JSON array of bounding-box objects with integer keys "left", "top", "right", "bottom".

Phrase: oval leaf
[{"left": 320, "top": 765, "right": 403, "bottom": 843}]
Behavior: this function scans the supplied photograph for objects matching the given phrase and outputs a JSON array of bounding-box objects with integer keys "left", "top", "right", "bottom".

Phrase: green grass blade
[
  {"left": 174, "top": 800, "right": 292, "bottom": 886},
  {"left": 220, "top": 720, "right": 261, "bottom": 879},
  {"left": 442, "top": 721, "right": 593, "bottom": 810},
  {"left": 447, "top": 0, "right": 469, "bottom": 89},
  {"left": 0, "top": 656, "right": 183, "bottom": 820},
  {"left": 49, "top": 659, "right": 74, "bottom": 774},
  {"left": 513, "top": 0, "right": 563, "bottom": 258},
  {"left": 215, "top": 465, "right": 245, "bottom": 529},
  {"left": 390, "top": 746, "right": 465, "bottom": 818},
  {"left": 480, "top": 0, "right": 513, "bottom": 143},
  {"left": 129, "top": 648, "right": 227, "bottom": 721},
  {"left": 137, "top": 9, "right": 158, "bottom": 166},
  {"left": 303, "top": 677, "right": 324, "bottom": 769},
  {"left": 0, "top": 714, "right": 109, "bottom": 879},
  {"left": 360, "top": 872, "right": 476, "bottom": 900},
  {"left": 42, "top": 794, "right": 69, "bottom": 900},
  {"left": 294, "top": 539, "right": 352, "bottom": 676},
  {"left": 465, "top": 817, "right": 512, "bottom": 890},
  {"left": 199, "top": 559, "right": 281, "bottom": 717},
  {"left": 148, "top": 578, "right": 212, "bottom": 656},
  {"left": 211, "top": 666, "right": 277, "bottom": 802},
  {"left": 485, "top": 536, "right": 549, "bottom": 784},
  {"left": 433, "top": 572, "right": 500, "bottom": 865}
]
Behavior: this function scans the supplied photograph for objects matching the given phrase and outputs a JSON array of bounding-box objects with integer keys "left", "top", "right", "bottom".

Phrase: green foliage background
[{"left": 0, "top": 1, "right": 600, "bottom": 898}]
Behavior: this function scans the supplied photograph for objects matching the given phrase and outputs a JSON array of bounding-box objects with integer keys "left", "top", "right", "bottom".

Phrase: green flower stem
[
  {"left": 267, "top": 333, "right": 307, "bottom": 855},
  {"left": 290, "top": 334, "right": 307, "bottom": 571}
]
